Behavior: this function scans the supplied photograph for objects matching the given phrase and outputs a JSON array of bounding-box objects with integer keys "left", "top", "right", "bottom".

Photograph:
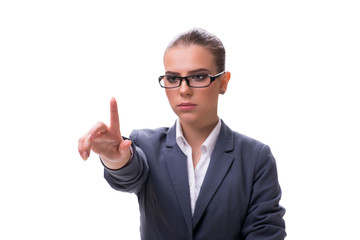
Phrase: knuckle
[
  {"left": 96, "top": 121, "right": 103, "bottom": 126},
  {"left": 89, "top": 121, "right": 106, "bottom": 134}
]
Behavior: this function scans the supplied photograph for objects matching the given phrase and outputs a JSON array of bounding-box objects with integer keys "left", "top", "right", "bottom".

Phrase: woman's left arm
[{"left": 242, "top": 145, "right": 286, "bottom": 240}]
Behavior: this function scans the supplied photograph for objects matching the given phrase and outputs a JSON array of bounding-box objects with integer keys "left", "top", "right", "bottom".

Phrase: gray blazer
[{"left": 104, "top": 121, "right": 286, "bottom": 240}]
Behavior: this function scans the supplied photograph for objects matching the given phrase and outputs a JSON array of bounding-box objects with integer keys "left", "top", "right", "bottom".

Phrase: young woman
[{"left": 78, "top": 28, "right": 286, "bottom": 240}]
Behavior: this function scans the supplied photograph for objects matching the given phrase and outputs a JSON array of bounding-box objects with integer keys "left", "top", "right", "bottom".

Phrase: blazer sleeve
[
  {"left": 103, "top": 139, "right": 149, "bottom": 193},
  {"left": 242, "top": 144, "right": 286, "bottom": 240}
]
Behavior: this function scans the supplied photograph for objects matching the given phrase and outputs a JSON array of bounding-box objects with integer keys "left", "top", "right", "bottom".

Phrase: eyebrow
[{"left": 165, "top": 68, "right": 210, "bottom": 76}]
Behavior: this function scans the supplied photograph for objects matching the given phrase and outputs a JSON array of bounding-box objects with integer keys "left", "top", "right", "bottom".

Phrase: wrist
[{"left": 100, "top": 148, "right": 131, "bottom": 170}]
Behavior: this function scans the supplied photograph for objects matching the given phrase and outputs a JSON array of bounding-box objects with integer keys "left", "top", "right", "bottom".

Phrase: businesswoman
[{"left": 78, "top": 28, "right": 286, "bottom": 240}]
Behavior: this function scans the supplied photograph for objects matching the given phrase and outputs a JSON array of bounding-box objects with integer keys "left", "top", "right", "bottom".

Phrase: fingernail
[
  {"left": 83, "top": 152, "right": 88, "bottom": 160},
  {"left": 125, "top": 140, "right": 132, "bottom": 147}
]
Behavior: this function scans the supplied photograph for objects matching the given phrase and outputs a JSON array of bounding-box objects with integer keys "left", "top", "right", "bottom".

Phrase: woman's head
[
  {"left": 162, "top": 28, "right": 231, "bottom": 127},
  {"left": 165, "top": 28, "right": 226, "bottom": 73}
]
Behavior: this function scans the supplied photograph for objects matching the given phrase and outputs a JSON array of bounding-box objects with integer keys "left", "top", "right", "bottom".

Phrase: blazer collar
[
  {"left": 165, "top": 120, "right": 235, "bottom": 230},
  {"left": 165, "top": 122, "right": 193, "bottom": 233},
  {"left": 166, "top": 121, "right": 177, "bottom": 147}
]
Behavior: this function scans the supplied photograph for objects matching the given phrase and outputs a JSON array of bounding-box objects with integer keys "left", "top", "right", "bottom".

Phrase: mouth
[{"left": 178, "top": 102, "right": 197, "bottom": 111}]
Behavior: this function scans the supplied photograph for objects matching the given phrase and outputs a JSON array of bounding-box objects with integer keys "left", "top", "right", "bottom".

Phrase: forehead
[{"left": 164, "top": 45, "right": 216, "bottom": 74}]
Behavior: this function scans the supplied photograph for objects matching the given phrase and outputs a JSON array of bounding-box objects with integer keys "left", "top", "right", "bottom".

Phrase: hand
[{"left": 78, "top": 97, "right": 132, "bottom": 169}]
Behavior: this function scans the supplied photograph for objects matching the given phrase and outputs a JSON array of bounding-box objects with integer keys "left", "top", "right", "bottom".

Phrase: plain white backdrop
[{"left": 1, "top": 0, "right": 359, "bottom": 239}]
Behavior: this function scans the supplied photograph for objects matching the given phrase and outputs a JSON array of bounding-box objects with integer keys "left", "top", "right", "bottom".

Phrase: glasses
[{"left": 158, "top": 71, "right": 225, "bottom": 89}]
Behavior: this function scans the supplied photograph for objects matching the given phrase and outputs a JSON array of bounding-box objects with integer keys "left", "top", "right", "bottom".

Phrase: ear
[{"left": 219, "top": 72, "right": 231, "bottom": 95}]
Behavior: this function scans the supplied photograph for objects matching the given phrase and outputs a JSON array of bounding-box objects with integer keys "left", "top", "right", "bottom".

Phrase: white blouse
[{"left": 175, "top": 119, "right": 222, "bottom": 215}]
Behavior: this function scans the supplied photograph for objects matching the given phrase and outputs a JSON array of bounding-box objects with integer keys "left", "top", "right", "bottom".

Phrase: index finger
[{"left": 110, "top": 97, "right": 120, "bottom": 132}]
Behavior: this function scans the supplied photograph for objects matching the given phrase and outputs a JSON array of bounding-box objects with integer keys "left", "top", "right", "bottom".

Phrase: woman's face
[{"left": 163, "top": 44, "right": 230, "bottom": 127}]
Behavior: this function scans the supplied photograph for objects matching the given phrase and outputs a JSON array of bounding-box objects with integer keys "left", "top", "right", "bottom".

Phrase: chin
[{"left": 176, "top": 112, "right": 198, "bottom": 124}]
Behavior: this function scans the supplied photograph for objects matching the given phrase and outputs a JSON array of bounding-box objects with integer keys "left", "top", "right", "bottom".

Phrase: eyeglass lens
[{"left": 160, "top": 74, "right": 211, "bottom": 88}]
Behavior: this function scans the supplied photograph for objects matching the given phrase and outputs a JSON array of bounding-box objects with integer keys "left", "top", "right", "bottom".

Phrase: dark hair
[{"left": 165, "top": 28, "right": 226, "bottom": 72}]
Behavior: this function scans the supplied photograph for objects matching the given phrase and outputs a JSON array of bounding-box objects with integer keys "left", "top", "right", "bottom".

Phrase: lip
[{"left": 177, "top": 102, "right": 197, "bottom": 111}]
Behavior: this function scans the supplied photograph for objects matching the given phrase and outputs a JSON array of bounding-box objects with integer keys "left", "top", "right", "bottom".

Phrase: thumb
[{"left": 119, "top": 139, "right": 132, "bottom": 155}]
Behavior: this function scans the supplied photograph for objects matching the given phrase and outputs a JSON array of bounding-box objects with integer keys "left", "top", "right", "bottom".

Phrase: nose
[{"left": 179, "top": 79, "right": 192, "bottom": 96}]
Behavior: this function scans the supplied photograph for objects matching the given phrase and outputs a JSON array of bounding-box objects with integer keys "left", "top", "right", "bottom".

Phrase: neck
[{"left": 180, "top": 117, "right": 219, "bottom": 148}]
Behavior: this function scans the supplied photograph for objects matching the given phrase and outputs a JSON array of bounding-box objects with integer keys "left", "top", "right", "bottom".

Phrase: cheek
[
  {"left": 202, "top": 89, "right": 220, "bottom": 108},
  {"left": 165, "top": 90, "right": 177, "bottom": 107},
  {"left": 203, "top": 86, "right": 219, "bottom": 100}
]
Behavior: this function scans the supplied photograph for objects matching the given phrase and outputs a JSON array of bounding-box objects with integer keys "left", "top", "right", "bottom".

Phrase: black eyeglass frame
[{"left": 158, "top": 71, "right": 225, "bottom": 89}]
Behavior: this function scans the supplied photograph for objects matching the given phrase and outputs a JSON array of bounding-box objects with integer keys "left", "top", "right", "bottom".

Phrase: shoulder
[
  {"left": 223, "top": 124, "right": 278, "bottom": 183},
  {"left": 221, "top": 122, "right": 271, "bottom": 161},
  {"left": 234, "top": 131, "right": 267, "bottom": 151},
  {"left": 130, "top": 127, "right": 170, "bottom": 143},
  {"left": 222, "top": 121, "right": 267, "bottom": 151},
  {"left": 129, "top": 127, "right": 174, "bottom": 158}
]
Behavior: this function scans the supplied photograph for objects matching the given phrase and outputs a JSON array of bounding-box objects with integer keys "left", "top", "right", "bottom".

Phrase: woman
[{"left": 78, "top": 28, "right": 286, "bottom": 240}]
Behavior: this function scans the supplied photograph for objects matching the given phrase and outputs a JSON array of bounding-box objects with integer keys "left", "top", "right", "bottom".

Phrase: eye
[
  {"left": 189, "top": 74, "right": 208, "bottom": 81},
  {"left": 165, "top": 76, "right": 180, "bottom": 83}
]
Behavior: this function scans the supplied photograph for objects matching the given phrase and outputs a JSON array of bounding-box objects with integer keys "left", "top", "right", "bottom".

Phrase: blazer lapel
[
  {"left": 192, "top": 121, "right": 235, "bottom": 229},
  {"left": 165, "top": 124, "right": 193, "bottom": 234}
]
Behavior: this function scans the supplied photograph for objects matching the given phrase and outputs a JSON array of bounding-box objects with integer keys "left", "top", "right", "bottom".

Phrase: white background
[{"left": 1, "top": 0, "right": 359, "bottom": 239}]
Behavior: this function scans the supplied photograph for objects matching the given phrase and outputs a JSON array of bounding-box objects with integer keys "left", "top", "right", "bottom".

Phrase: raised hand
[{"left": 78, "top": 97, "right": 132, "bottom": 169}]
